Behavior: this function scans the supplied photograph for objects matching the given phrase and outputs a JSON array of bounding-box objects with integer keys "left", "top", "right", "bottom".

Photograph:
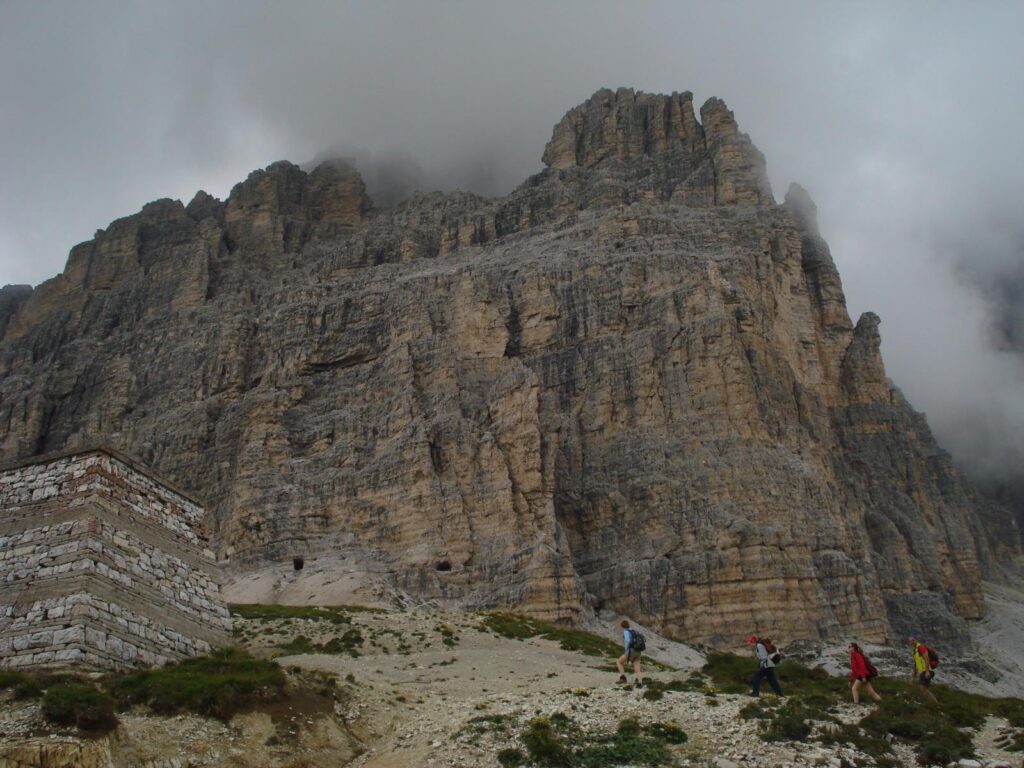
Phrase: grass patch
[
  {"left": 463, "top": 713, "right": 514, "bottom": 736},
  {"left": 738, "top": 699, "right": 776, "bottom": 720},
  {"left": 513, "top": 713, "right": 683, "bottom": 767},
  {"left": 498, "top": 747, "right": 528, "bottom": 767},
  {"left": 860, "top": 690, "right": 976, "bottom": 764},
  {"left": 482, "top": 613, "right": 623, "bottom": 658},
  {"left": 760, "top": 699, "right": 816, "bottom": 742},
  {"left": 436, "top": 623, "right": 460, "bottom": 647},
  {"left": 41, "top": 683, "right": 117, "bottom": 734},
  {"left": 641, "top": 678, "right": 689, "bottom": 701},
  {"left": 481, "top": 613, "right": 674, "bottom": 670},
  {"left": 107, "top": 647, "right": 286, "bottom": 721},
  {"left": 0, "top": 669, "right": 45, "bottom": 699},
  {"left": 275, "top": 628, "right": 364, "bottom": 657},
  {"left": 522, "top": 716, "right": 572, "bottom": 766}
]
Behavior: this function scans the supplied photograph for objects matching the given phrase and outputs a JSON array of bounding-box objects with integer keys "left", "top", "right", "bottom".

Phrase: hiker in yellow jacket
[{"left": 909, "top": 636, "right": 938, "bottom": 704}]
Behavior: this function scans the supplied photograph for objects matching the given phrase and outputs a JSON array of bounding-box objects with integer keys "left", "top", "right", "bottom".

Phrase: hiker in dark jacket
[
  {"left": 747, "top": 635, "right": 783, "bottom": 697},
  {"left": 615, "top": 619, "right": 643, "bottom": 688},
  {"left": 848, "top": 642, "right": 882, "bottom": 704}
]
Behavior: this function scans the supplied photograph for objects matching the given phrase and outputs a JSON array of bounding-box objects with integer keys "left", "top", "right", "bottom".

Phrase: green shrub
[
  {"left": 522, "top": 717, "right": 572, "bottom": 766},
  {"left": 277, "top": 628, "right": 363, "bottom": 657},
  {"left": 647, "top": 721, "right": 687, "bottom": 744},
  {"left": 108, "top": 647, "right": 285, "bottom": 721},
  {"left": 0, "top": 670, "right": 44, "bottom": 699},
  {"left": 641, "top": 679, "right": 687, "bottom": 702},
  {"left": 739, "top": 700, "right": 772, "bottom": 720},
  {"left": 763, "top": 710, "right": 811, "bottom": 742},
  {"left": 511, "top": 714, "right": 682, "bottom": 768},
  {"left": 816, "top": 722, "right": 891, "bottom": 759},
  {"left": 616, "top": 717, "right": 641, "bottom": 737},
  {"left": 575, "top": 736, "right": 673, "bottom": 767},
  {"left": 918, "top": 732, "right": 975, "bottom": 765},
  {"left": 42, "top": 684, "right": 117, "bottom": 734},
  {"left": 701, "top": 652, "right": 753, "bottom": 694},
  {"left": 497, "top": 747, "right": 527, "bottom": 767},
  {"left": 0, "top": 670, "right": 28, "bottom": 690},
  {"left": 276, "top": 635, "right": 318, "bottom": 653},
  {"left": 859, "top": 689, "right": 978, "bottom": 764},
  {"left": 463, "top": 713, "right": 513, "bottom": 735}
]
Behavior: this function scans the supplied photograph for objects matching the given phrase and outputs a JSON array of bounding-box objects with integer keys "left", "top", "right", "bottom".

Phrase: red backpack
[{"left": 918, "top": 643, "right": 939, "bottom": 669}]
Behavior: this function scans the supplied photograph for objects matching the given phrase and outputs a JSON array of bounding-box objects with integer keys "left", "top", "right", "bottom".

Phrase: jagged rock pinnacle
[{"left": 542, "top": 87, "right": 773, "bottom": 206}]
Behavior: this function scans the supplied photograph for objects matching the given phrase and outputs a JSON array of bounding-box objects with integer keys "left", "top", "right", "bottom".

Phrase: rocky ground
[{"left": 3, "top": 599, "right": 1024, "bottom": 768}]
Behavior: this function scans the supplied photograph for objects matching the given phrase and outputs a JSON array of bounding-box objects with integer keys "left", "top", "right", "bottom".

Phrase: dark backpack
[
  {"left": 763, "top": 639, "right": 782, "bottom": 665},
  {"left": 865, "top": 658, "right": 879, "bottom": 679},
  {"left": 628, "top": 629, "right": 646, "bottom": 653}
]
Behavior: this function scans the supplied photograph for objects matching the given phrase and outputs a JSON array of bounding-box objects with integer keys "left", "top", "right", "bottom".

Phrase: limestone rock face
[
  {"left": 0, "top": 88, "right": 1018, "bottom": 648},
  {"left": 542, "top": 88, "right": 772, "bottom": 206}
]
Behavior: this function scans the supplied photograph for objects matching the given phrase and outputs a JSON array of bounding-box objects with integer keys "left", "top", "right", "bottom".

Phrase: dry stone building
[{"left": 0, "top": 447, "right": 231, "bottom": 670}]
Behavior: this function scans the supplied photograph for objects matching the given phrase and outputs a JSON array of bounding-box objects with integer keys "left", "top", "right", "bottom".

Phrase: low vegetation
[
  {"left": 2, "top": 670, "right": 118, "bottom": 734},
  {"left": 41, "top": 683, "right": 117, "bottom": 734},
  {"left": 108, "top": 647, "right": 287, "bottom": 720},
  {"left": 275, "top": 628, "right": 364, "bottom": 657},
  {"left": 481, "top": 613, "right": 674, "bottom": 670},
  {"left": 512, "top": 713, "right": 686, "bottom": 767},
  {"left": 0, "top": 669, "right": 46, "bottom": 699},
  {"left": 705, "top": 652, "right": 1024, "bottom": 766}
]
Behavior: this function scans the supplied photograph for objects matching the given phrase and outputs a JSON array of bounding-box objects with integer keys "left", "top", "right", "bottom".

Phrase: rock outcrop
[{"left": 0, "top": 88, "right": 1019, "bottom": 648}]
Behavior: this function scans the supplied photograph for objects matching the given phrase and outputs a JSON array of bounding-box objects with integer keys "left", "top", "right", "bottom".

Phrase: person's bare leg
[
  {"left": 920, "top": 684, "right": 938, "bottom": 704},
  {"left": 616, "top": 654, "right": 630, "bottom": 683},
  {"left": 633, "top": 656, "right": 642, "bottom": 684},
  {"left": 851, "top": 679, "right": 862, "bottom": 704},
  {"left": 864, "top": 682, "right": 882, "bottom": 702}
]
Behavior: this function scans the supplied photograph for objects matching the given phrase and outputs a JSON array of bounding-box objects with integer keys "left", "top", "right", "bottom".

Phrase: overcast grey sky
[{"left": 2, "top": 0, "right": 1023, "bottom": 483}]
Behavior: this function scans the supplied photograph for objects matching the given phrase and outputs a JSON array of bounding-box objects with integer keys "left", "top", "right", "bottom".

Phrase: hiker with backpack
[
  {"left": 615, "top": 620, "right": 645, "bottom": 688},
  {"left": 909, "top": 636, "right": 939, "bottom": 704},
  {"left": 848, "top": 642, "right": 882, "bottom": 704},
  {"left": 747, "top": 635, "right": 784, "bottom": 697}
]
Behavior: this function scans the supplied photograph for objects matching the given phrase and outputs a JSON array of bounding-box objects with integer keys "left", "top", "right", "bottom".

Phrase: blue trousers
[{"left": 751, "top": 666, "right": 783, "bottom": 696}]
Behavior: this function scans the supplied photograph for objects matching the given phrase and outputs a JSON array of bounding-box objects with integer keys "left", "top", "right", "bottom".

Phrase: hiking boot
[
  {"left": 617, "top": 675, "right": 627, "bottom": 684},
  {"left": 634, "top": 679, "right": 643, "bottom": 688}
]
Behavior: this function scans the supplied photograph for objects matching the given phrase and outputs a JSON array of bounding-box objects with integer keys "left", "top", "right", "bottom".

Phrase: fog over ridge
[{"left": 1, "top": 0, "right": 1022, "bottom": 499}]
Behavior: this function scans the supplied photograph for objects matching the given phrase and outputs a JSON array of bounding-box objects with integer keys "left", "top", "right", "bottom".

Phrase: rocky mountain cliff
[{"left": 1, "top": 87, "right": 1019, "bottom": 649}]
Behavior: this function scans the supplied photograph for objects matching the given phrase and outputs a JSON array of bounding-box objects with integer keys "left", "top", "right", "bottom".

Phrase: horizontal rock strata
[{"left": 0, "top": 88, "right": 1018, "bottom": 648}]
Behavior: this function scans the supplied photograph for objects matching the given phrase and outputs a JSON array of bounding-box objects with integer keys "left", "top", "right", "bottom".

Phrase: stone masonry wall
[{"left": 0, "top": 448, "right": 231, "bottom": 670}]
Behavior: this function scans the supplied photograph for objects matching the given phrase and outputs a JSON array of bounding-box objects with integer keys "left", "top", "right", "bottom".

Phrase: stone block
[{"left": 53, "top": 625, "right": 85, "bottom": 645}]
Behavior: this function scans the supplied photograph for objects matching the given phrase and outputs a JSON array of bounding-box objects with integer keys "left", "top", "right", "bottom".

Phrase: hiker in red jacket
[{"left": 848, "top": 642, "right": 882, "bottom": 704}]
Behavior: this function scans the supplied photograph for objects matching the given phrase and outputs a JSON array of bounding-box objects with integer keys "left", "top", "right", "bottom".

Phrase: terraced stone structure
[{"left": 0, "top": 448, "right": 231, "bottom": 670}]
